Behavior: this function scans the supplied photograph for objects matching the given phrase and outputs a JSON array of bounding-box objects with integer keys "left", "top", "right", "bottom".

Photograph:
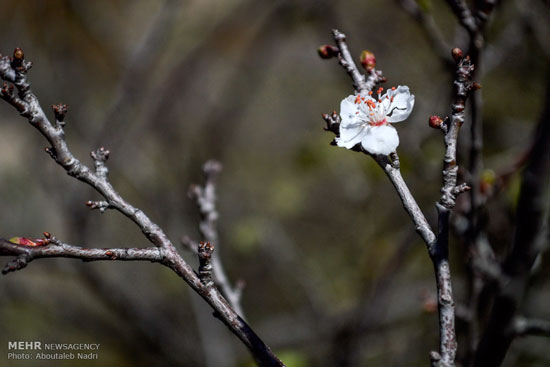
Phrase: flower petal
[
  {"left": 361, "top": 125, "right": 399, "bottom": 155},
  {"left": 340, "top": 95, "right": 360, "bottom": 126},
  {"left": 336, "top": 123, "right": 366, "bottom": 149},
  {"left": 386, "top": 85, "right": 415, "bottom": 123}
]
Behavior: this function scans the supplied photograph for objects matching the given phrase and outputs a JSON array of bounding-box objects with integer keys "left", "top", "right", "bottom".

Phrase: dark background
[{"left": 0, "top": 0, "right": 548, "bottom": 366}]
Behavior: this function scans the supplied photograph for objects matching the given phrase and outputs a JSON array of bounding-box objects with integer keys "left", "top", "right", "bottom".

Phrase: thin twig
[{"left": 187, "top": 160, "right": 246, "bottom": 318}]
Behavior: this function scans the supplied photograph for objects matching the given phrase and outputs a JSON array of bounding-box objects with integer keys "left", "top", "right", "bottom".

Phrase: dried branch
[
  {"left": 187, "top": 160, "right": 246, "bottom": 318},
  {"left": 0, "top": 49, "right": 283, "bottom": 367}
]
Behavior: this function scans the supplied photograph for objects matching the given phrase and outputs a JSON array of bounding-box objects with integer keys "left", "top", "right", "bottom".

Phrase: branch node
[
  {"left": 198, "top": 241, "right": 214, "bottom": 287},
  {"left": 85, "top": 200, "right": 112, "bottom": 213},
  {"left": 322, "top": 110, "right": 341, "bottom": 135},
  {"left": 91, "top": 147, "right": 110, "bottom": 178},
  {"left": 52, "top": 103, "right": 68, "bottom": 128}
]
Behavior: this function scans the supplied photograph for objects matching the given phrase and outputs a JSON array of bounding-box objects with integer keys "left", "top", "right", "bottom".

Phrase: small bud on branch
[
  {"left": 317, "top": 45, "right": 339, "bottom": 59},
  {"left": 359, "top": 50, "right": 376, "bottom": 72},
  {"left": 451, "top": 47, "right": 463, "bottom": 61},
  {"left": 52, "top": 103, "right": 68, "bottom": 122},
  {"left": 429, "top": 115, "right": 444, "bottom": 129}
]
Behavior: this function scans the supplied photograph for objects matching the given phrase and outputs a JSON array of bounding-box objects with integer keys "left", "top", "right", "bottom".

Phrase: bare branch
[
  {"left": 188, "top": 160, "right": 246, "bottom": 318},
  {"left": 0, "top": 49, "right": 283, "bottom": 367},
  {"left": 0, "top": 238, "right": 163, "bottom": 274}
]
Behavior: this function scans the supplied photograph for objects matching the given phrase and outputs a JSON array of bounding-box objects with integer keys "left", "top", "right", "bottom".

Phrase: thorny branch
[
  {"left": 186, "top": 160, "right": 246, "bottom": 318},
  {"left": 320, "top": 30, "right": 477, "bottom": 367},
  {"left": 0, "top": 48, "right": 283, "bottom": 367}
]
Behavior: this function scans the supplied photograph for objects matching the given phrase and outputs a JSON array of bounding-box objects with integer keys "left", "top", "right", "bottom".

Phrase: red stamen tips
[
  {"left": 368, "top": 91, "right": 373, "bottom": 96},
  {"left": 354, "top": 95, "right": 361, "bottom": 104},
  {"left": 377, "top": 87, "right": 384, "bottom": 95},
  {"left": 391, "top": 87, "right": 396, "bottom": 91}
]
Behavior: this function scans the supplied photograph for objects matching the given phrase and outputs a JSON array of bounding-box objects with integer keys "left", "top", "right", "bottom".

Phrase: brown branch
[{"left": 0, "top": 49, "right": 283, "bottom": 367}]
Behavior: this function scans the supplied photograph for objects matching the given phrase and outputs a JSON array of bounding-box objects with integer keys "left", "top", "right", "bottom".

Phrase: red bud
[
  {"left": 451, "top": 48, "right": 463, "bottom": 61},
  {"left": 318, "top": 45, "right": 339, "bottom": 59},
  {"left": 429, "top": 115, "right": 444, "bottom": 129},
  {"left": 360, "top": 50, "right": 376, "bottom": 71}
]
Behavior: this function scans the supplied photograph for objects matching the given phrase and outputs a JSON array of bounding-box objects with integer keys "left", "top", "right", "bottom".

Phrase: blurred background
[{"left": 0, "top": 0, "right": 548, "bottom": 366}]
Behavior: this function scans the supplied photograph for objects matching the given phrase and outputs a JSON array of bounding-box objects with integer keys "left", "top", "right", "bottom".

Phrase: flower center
[
  {"left": 353, "top": 86, "right": 399, "bottom": 127},
  {"left": 369, "top": 118, "right": 387, "bottom": 127}
]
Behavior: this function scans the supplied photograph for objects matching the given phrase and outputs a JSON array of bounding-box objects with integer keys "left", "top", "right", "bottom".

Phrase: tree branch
[
  {"left": 188, "top": 160, "right": 246, "bottom": 318},
  {"left": 0, "top": 49, "right": 283, "bottom": 367},
  {"left": 331, "top": 29, "right": 384, "bottom": 94},
  {"left": 320, "top": 30, "right": 477, "bottom": 367},
  {"left": 445, "top": 0, "right": 478, "bottom": 35},
  {"left": 0, "top": 238, "right": 163, "bottom": 274}
]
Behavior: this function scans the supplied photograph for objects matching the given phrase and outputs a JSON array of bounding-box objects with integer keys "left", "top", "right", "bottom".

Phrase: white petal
[
  {"left": 386, "top": 85, "right": 415, "bottom": 123},
  {"left": 340, "top": 95, "right": 360, "bottom": 126},
  {"left": 336, "top": 123, "right": 366, "bottom": 149},
  {"left": 361, "top": 125, "right": 399, "bottom": 155}
]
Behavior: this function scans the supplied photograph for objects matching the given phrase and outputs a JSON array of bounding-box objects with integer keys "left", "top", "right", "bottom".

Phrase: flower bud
[
  {"left": 429, "top": 115, "right": 444, "bottom": 129},
  {"left": 11, "top": 48, "right": 25, "bottom": 68},
  {"left": 451, "top": 48, "right": 463, "bottom": 61},
  {"left": 317, "top": 45, "right": 339, "bottom": 59},
  {"left": 13, "top": 48, "right": 24, "bottom": 60},
  {"left": 52, "top": 103, "right": 68, "bottom": 122},
  {"left": 360, "top": 50, "right": 376, "bottom": 71}
]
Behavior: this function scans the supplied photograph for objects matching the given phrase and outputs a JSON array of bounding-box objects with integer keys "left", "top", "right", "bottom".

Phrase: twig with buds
[
  {"left": 319, "top": 31, "right": 480, "bottom": 367},
  {"left": 0, "top": 48, "right": 283, "bottom": 367}
]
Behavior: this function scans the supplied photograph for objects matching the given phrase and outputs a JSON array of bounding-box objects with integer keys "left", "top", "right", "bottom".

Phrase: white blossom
[{"left": 336, "top": 85, "right": 415, "bottom": 155}]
